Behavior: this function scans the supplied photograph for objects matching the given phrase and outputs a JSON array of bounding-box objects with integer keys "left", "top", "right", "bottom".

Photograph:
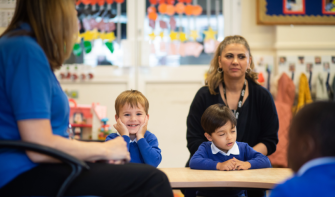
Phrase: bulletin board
[{"left": 257, "top": 0, "right": 335, "bottom": 25}]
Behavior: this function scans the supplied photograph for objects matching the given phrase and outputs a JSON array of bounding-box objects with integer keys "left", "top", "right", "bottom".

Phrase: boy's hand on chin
[
  {"left": 136, "top": 115, "right": 148, "bottom": 140},
  {"left": 113, "top": 118, "right": 129, "bottom": 136},
  {"left": 232, "top": 157, "right": 251, "bottom": 170},
  {"left": 217, "top": 158, "right": 236, "bottom": 171}
]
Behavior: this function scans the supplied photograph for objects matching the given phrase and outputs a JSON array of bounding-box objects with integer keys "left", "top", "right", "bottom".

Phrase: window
[{"left": 144, "top": 0, "right": 224, "bottom": 66}]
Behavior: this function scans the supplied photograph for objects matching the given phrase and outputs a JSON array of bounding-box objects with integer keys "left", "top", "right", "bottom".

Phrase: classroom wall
[{"left": 240, "top": 0, "right": 335, "bottom": 73}]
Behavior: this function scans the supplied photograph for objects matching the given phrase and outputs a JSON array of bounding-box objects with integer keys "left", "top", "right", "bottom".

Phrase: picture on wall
[
  {"left": 315, "top": 56, "right": 322, "bottom": 65},
  {"left": 323, "top": 62, "right": 330, "bottom": 72},
  {"left": 279, "top": 56, "right": 287, "bottom": 65},
  {"left": 257, "top": 0, "right": 335, "bottom": 25},
  {"left": 284, "top": 0, "right": 305, "bottom": 14},
  {"left": 298, "top": 56, "right": 304, "bottom": 64},
  {"left": 289, "top": 63, "right": 296, "bottom": 72},
  {"left": 323, "top": 0, "right": 335, "bottom": 15},
  {"left": 306, "top": 63, "right": 313, "bottom": 72}
]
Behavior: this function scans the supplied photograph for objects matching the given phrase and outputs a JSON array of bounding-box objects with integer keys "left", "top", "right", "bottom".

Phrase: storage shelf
[{"left": 71, "top": 124, "right": 92, "bottom": 128}]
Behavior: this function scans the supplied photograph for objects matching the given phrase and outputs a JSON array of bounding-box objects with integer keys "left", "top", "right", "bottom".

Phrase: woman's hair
[
  {"left": 201, "top": 104, "right": 237, "bottom": 135},
  {"left": 0, "top": 0, "right": 78, "bottom": 71},
  {"left": 206, "top": 35, "right": 258, "bottom": 95},
  {"left": 115, "top": 90, "right": 149, "bottom": 116}
]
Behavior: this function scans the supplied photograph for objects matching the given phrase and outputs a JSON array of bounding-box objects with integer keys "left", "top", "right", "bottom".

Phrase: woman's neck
[{"left": 223, "top": 76, "right": 246, "bottom": 93}]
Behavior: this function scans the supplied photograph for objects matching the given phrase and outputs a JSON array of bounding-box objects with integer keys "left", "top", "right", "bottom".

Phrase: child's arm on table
[
  {"left": 189, "top": 143, "right": 236, "bottom": 171},
  {"left": 136, "top": 116, "right": 162, "bottom": 167}
]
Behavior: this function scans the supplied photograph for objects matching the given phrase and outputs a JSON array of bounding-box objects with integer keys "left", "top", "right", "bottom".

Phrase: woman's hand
[
  {"left": 136, "top": 115, "right": 148, "bottom": 140},
  {"left": 103, "top": 137, "right": 130, "bottom": 162},
  {"left": 18, "top": 119, "right": 130, "bottom": 163},
  {"left": 113, "top": 118, "right": 129, "bottom": 137}
]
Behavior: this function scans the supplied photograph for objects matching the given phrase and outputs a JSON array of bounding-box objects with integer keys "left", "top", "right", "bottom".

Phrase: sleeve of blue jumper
[
  {"left": 189, "top": 142, "right": 218, "bottom": 170},
  {"left": 244, "top": 143, "right": 272, "bottom": 169},
  {"left": 105, "top": 133, "right": 130, "bottom": 151},
  {"left": 137, "top": 132, "right": 162, "bottom": 167}
]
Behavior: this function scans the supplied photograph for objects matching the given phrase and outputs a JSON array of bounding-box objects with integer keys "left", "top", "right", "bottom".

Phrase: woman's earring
[
  {"left": 217, "top": 67, "right": 223, "bottom": 73},
  {"left": 245, "top": 68, "right": 251, "bottom": 73}
]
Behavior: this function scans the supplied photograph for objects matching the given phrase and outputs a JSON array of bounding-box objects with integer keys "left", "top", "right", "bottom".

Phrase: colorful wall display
[
  {"left": 257, "top": 0, "right": 335, "bottom": 25},
  {"left": 74, "top": 0, "right": 125, "bottom": 56},
  {"left": 147, "top": 0, "right": 223, "bottom": 61}
]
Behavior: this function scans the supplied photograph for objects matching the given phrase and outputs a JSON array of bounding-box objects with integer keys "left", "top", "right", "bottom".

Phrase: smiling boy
[
  {"left": 190, "top": 104, "right": 271, "bottom": 196},
  {"left": 105, "top": 90, "right": 162, "bottom": 167}
]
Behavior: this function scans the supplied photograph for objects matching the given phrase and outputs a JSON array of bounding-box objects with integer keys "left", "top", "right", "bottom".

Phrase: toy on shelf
[
  {"left": 98, "top": 118, "right": 112, "bottom": 140},
  {"left": 68, "top": 98, "right": 108, "bottom": 140}
]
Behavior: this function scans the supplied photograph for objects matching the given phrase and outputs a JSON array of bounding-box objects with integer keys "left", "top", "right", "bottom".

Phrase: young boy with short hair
[
  {"left": 190, "top": 104, "right": 271, "bottom": 196},
  {"left": 105, "top": 90, "right": 162, "bottom": 167},
  {"left": 270, "top": 101, "right": 335, "bottom": 197}
]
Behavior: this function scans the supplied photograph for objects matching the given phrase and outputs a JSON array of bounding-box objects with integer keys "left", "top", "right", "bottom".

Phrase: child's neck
[{"left": 129, "top": 134, "right": 136, "bottom": 141}]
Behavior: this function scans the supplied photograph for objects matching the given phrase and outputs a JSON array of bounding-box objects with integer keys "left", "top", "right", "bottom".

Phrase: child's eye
[
  {"left": 219, "top": 133, "right": 225, "bottom": 136},
  {"left": 137, "top": 113, "right": 142, "bottom": 116},
  {"left": 232, "top": 130, "right": 236, "bottom": 133},
  {"left": 225, "top": 55, "right": 233, "bottom": 58},
  {"left": 124, "top": 114, "right": 130, "bottom": 116}
]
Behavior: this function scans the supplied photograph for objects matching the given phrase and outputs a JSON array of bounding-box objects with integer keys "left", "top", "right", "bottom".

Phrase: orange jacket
[{"left": 268, "top": 73, "right": 295, "bottom": 167}]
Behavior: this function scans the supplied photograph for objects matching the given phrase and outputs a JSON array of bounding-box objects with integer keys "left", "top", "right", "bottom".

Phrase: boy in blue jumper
[
  {"left": 105, "top": 90, "right": 161, "bottom": 167},
  {"left": 270, "top": 102, "right": 335, "bottom": 197},
  {"left": 190, "top": 104, "right": 271, "bottom": 197}
]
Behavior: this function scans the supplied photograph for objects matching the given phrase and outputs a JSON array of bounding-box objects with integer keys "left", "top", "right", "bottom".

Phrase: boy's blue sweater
[
  {"left": 270, "top": 160, "right": 335, "bottom": 197},
  {"left": 190, "top": 141, "right": 271, "bottom": 197},
  {"left": 190, "top": 141, "right": 271, "bottom": 170},
  {"left": 105, "top": 131, "right": 162, "bottom": 167}
]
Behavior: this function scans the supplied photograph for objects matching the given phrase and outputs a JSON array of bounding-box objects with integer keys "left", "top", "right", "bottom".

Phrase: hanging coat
[
  {"left": 268, "top": 73, "right": 295, "bottom": 167},
  {"left": 315, "top": 73, "right": 329, "bottom": 100},
  {"left": 292, "top": 73, "right": 313, "bottom": 115}
]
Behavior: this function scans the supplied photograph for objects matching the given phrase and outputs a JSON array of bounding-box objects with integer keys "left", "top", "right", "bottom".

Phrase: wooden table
[{"left": 159, "top": 168, "right": 292, "bottom": 190}]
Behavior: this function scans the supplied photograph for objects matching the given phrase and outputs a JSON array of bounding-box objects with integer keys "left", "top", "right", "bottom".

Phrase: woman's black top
[{"left": 186, "top": 78, "right": 279, "bottom": 163}]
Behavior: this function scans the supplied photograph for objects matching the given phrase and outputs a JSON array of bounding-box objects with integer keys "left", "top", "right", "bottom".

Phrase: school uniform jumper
[
  {"left": 270, "top": 157, "right": 335, "bottom": 197},
  {"left": 106, "top": 131, "right": 162, "bottom": 167},
  {"left": 190, "top": 141, "right": 271, "bottom": 197}
]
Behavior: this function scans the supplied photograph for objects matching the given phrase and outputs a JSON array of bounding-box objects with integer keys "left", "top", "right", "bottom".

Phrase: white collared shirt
[
  {"left": 117, "top": 132, "right": 137, "bottom": 143},
  {"left": 297, "top": 157, "right": 335, "bottom": 176},
  {"left": 130, "top": 137, "right": 137, "bottom": 143},
  {"left": 211, "top": 142, "right": 240, "bottom": 156}
]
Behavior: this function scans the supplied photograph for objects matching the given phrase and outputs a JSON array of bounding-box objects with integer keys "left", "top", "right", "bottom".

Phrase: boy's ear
[
  {"left": 204, "top": 133, "right": 213, "bottom": 141},
  {"left": 115, "top": 114, "right": 119, "bottom": 122},
  {"left": 303, "top": 135, "right": 316, "bottom": 156}
]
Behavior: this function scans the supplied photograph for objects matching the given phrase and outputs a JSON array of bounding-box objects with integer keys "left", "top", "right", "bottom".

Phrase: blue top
[
  {"left": 190, "top": 141, "right": 271, "bottom": 197},
  {"left": 270, "top": 157, "right": 335, "bottom": 197},
  {"left": 190, "top": 141, "right": 271, "bottom": 170},
  {"left": 0, "top": 23, "right": 69, "bottom": 188},
  {"left": 105, "top": 131, "right": 162, "bottom": 167}
]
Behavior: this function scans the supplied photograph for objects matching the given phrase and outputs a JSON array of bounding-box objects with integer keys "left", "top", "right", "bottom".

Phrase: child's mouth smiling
[{"left": 127, "top": 124, "right": 140, "bottom": 128}]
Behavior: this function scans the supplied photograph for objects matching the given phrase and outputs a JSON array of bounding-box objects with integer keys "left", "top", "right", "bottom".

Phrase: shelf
[{"left": 71, "top": 124, "right": 92, "bottom": 128}]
